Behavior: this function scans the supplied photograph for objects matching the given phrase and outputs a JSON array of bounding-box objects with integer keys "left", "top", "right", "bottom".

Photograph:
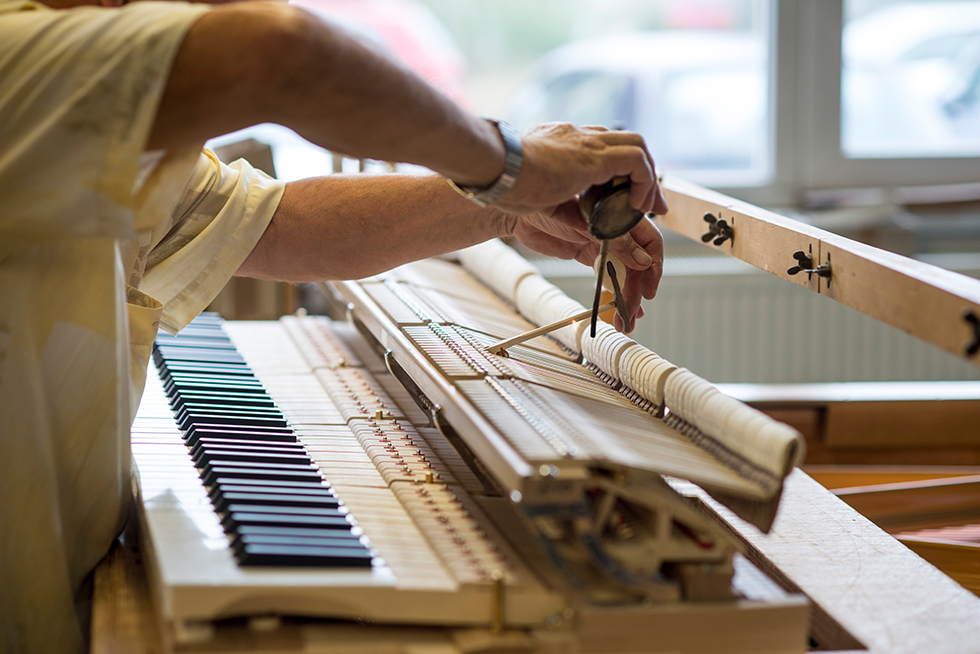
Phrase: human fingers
[
  {"left": 652, "top": 180, "right": 669, "bottom": 215},
  {"left": 619, "top": 267, "right": 645, "bottom": 333},
  {"left": 587, "top": 130, "right": 659, "bottom": 210},
  {"left": 606, "top": 215, "right": 662, "bottom": 273},
  {"left": 513, "top": 229, "right": 585, "bottom": 261},
  {"left": 592, "top": 145, "right": 656, "bottom": 213},
  {"left": 511, "top": 201, "right": 594, "bottom": 261},
  {"left": 629, "top": 218, "right": 664, "bottom": 299},
  {"left": 543, "top": 199, "right": 593, "bottom": 237},
  {"left": 607, "top": 231, "right": 654, "bottom": 271}
]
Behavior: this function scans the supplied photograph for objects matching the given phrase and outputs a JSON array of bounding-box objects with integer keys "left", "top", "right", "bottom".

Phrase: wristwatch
[{"left": 448, "top": 119, "right": 523, "bottom": 207}]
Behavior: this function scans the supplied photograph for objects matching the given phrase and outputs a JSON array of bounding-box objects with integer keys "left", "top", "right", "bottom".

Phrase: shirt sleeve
[
  {"left": 139, "top": 149, "right": 285, "bottom": 334},
  {"left": 0, "top": 1, "right": 210, "bottom": 241}
]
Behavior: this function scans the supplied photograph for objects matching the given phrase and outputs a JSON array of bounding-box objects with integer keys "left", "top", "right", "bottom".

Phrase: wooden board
[
  {"left": 671, "top": 469, "right": 980, "bottom": 654},
  {"left": 660, "top": 176, "right": 980, "bottom": 366},
  {"left": 831, "top": 475, "right": 980, "bottom": 532},
  {"left": 659, "top": 177, "right": 824, "bottom": 293},
  {"left": 91, "top": 523, "right": 808, "bottom": 654},
  {"left": 805, "top": 465, "right": 980, "bottom": 490},
  {"left": 898, "top": 539, "right": 980, "bottom": 596},
  {"left": 717, "top": 382, "right": 980, "bottom": 463},
  {"left": 94, "top": 469, "right": 980, "bottom": 654}
]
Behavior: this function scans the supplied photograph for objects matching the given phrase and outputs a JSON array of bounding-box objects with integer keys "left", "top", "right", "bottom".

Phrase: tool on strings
[
  {"left": 487, "top": 302, "right": 615, "bottom": 357},
  {"left": 579, "top": 177, "right": 645, "bottom": 337},
  {"left": 606, "top": 260, "right": 631, "bottom": 328}
]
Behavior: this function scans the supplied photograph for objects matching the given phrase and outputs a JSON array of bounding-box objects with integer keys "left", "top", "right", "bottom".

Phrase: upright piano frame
[{"left": 93, "top": 179, "right": 980, "bottom": 654}]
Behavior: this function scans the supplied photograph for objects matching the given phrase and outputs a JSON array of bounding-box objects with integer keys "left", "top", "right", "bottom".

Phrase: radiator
[{"left": 536, "top": 251, "right": 980, "bottom": 384}]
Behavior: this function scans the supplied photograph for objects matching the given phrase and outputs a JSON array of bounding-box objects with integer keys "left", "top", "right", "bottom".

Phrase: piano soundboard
[{"left": 132, "top": 243, "right": 810, "bottom": 651}]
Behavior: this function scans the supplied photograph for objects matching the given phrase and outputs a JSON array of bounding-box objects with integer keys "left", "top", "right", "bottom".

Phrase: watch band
[{"left": 448, "top": 119, "right": 523, "bottom": 207}]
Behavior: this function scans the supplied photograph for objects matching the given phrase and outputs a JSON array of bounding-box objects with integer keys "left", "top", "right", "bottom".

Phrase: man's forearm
[
  {"left": 150, "top": 3, "right": 505, "bottom": 187},
  {"left": 237, "top": 174, "right": 512, "bottom": 282}
]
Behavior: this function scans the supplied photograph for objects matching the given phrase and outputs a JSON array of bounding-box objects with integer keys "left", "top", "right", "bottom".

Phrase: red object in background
[
  {"left": 290, "top": 0, "right": 468, "bottom": 104},
  {"left": 663, "top": 0, "right": 737, "bottom": 30}
]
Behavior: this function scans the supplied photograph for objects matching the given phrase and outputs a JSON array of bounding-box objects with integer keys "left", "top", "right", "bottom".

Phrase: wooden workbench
[{"left": 92, "top": 470, "right": 980, "bottom": 654}]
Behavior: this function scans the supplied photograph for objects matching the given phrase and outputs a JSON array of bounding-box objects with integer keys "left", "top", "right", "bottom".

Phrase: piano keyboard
[
  {"left": 151, "top": 314, "right": 373, "bottom": 568},
  {"left": 132, "top": 314, "right": 563, "bottom": 634}
]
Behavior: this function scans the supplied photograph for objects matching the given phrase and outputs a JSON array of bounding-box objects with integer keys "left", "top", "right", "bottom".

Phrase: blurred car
[
  {"left": 843, "top": 1, "right": 980, "bottom": 156},
  {"left": 289, "top": 0, "right": 467, "bottom": 103},
  {"left": 503, "top": 31, "right": 770, "bottom": 187},
  {"left": 505, "top": 6, "right": 980, "bottom": 187},
  {"left": 207, "top": 0, "right": 468, "bottom": 182}
]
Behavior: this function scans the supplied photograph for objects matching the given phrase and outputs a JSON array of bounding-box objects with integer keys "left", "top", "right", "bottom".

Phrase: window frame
[{"left": 718, "top": 0, "right": 980, "bottom": 207}]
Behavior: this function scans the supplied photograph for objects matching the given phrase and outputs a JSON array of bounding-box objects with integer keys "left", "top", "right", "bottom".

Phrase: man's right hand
[{"left": 493, "top": 123, "right": 669, "bottom": 218}]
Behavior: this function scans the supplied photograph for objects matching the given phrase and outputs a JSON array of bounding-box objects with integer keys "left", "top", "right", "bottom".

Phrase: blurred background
[{"left": 207, "top": 0, "right": 980, "bottom": 385}]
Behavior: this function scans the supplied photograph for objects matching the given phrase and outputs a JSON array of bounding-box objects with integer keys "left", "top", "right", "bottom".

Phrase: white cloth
[{"left": 0, "top": 2, "right": 285, "bottom": 652}]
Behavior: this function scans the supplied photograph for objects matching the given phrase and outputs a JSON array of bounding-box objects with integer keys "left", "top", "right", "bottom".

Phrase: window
[
  {"left": 212, "top": 0, "right": 980, "bottom": 206},
  {"left": 426, "top": 0, "right": 773, "bottom": 190},
  {"left": 842, "top": 1, "right": 980, "bottom": 158},
  {"left": 785, "top": 0, "right": 980, "bottom": 205}
]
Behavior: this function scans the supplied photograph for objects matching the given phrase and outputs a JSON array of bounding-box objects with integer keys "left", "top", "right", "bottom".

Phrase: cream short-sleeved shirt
[{"left": 0, "top": 2, "right": 285, "bottom": 651}]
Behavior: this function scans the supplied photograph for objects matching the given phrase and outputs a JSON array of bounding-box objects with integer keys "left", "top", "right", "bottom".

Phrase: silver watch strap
[{"left": 448, "top": 119, "right": 523, "bottom": 207}]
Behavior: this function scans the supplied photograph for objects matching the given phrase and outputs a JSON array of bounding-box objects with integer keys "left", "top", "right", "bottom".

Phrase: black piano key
[
  {"left": 224, "top": 504, "right": 346, "bottom": 517},
  {"left": 203, "top": 460, "right": 319, "bottom": 476},
  {"left": 233, "top": 533, "right": 361, "bottom": 549},
  {"left": 173, "top": 393, "right": 276, "bottom": 410},
  {"left": 191, "top": 438, "right": 305, "bottom": 457},
  {"left": 233, "top": 525, "right": 357, "bottom": 540},
  {"left": 162, "top": 371, "right": 263, "bottom": 383},
  {"left": 234, "top": 543, "right": 373, "bottom": 567},
  {"left": 163, "top": 369, "right": 260, "bottom": 381},
  {"left": 209, "top": 479, "right": 331, "bottom": 495},
  {"left": 178, "top": 411, "right": 288, "bottom": 430},
  {"left": 193, "top": 448, "right": 312, "bottom": 467},
  {"left": 223, "top": 512, "right": 352, "bottom": 530},
  {"left": 176, "top": 402, "right": 284, "bottom": 418},
  {"left": 157, "top": 355, "right": 248, "bottom": 369},
  {"left": 177, "top": 407, "right": 286, "bottom": 427},
  {"left": 210, "top": 484, "right": 337, "bottom": 500},
  {"left": 165, "top": 380, "right": 268, "bottom": 395},
  {"left": 153, "top": 314, "right": 372, "bottom": 568},
  {"left": 173, "top": 388, "right": 273, "bottom": 399},
  {"left": 155, "top": 345, "right": 245, "bottom": 359},
  {"left": 159, "top": 356, "right": 251, "bottom": 367},
  {"left": 166, "top": 368, "right": 261, "bottom": 386},
  {"left": 192, "top": 441, "right": 307, "bottom": 456},
  {"left": 212, "top": 492, "right": 341, "bottom": 512},
  {"left": 202, "top": 465, "right": 323, "bottom": 485},
  {"left": 185, "top": 426, "right": 296, "bottom": 446},
  {"left": 165, "top": 378, "right": 266, "bottom": 395},
  {"left": 155, "top": 337, "right": 236, "bottom": 348},
  {"left": 160, "top": 362, "right": 253, "bottom": 376},
  {"left": 154, "top": 347, "right": 245, "bottom": 361}
]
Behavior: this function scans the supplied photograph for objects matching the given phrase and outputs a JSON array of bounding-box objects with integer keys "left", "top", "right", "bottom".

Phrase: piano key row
[
  {"left": 230, "top": 317, "right": 526, "bottom": 583},
  {"left": 153, "top": 313, "right": 374, "bottom": 568}
]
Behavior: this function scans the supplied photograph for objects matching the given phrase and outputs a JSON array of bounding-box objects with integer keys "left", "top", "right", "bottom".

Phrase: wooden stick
[
  {"left": 659, "top": 175, "right": 980, "bottom": 367},
  {"left": 488, "top": 302, "right": 616, "bottom": 356}
]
